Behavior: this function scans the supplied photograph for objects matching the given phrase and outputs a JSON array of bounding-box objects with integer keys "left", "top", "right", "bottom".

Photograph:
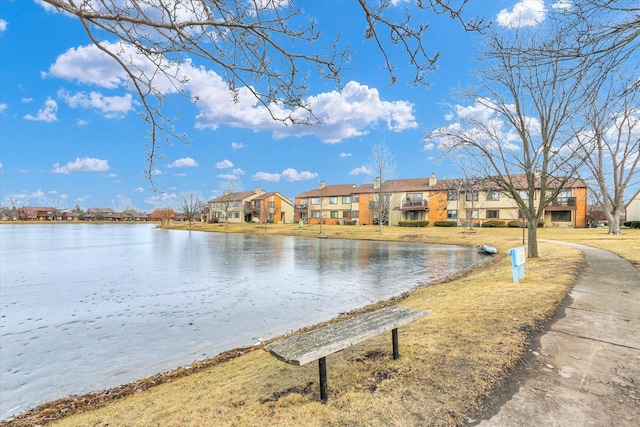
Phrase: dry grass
[{"left": 6, "top": 224, "right": 638, "bottom": 427}]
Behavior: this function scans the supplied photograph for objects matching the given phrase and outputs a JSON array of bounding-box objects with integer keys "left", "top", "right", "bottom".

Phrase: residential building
[
  {"left": 295, "top": 182, "right": 363, "bottom": 225},
  {"left": 294, "top": 174, "right": 588, "bottom": 228},
  {"left": 208, "top": 188, "right": 291, "bottom": 224},
  {"left": 251, "top": 192, "right": 295, "bottom": 224},
  {"left": 18, "top": 206, "right": 59, "bottom": 221},
  {"left": 626, "top": 189, "right": 640, "bottom": 222}
]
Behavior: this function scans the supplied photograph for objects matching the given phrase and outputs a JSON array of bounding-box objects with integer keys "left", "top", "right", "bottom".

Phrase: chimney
[
  {"left": 319, "top": 181, "right": 325, "bottom": 189},
  {"left": 429, "top": 173, "right": 437, "bottom": 187},
  {"left": 374, "top": 177, "right": 381, "bottom": 190}
]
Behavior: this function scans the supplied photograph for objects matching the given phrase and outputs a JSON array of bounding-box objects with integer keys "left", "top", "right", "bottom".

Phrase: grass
[{"left": 6, "top": 224, "right": 639, "bottom": 426}]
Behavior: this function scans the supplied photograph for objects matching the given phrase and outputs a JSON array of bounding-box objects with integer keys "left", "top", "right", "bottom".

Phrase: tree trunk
[
  {"left": 527, "top": 222, "right": 539, "bottom": 258},
  {"left": 606, "top": 210, "right": 621, "bottom": 235}
]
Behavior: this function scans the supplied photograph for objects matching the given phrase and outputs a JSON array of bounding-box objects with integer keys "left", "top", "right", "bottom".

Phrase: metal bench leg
[
  {"left": 392, "top": 328, "right": 399, "bottom": 359},
  {"left": 318, "top": 356, "right": 328, "bottom": 402}
]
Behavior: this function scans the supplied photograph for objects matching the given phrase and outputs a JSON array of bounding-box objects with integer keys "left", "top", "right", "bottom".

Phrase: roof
[
  {"left": 208, "top": 190, "right": 260, "bottom": 203},
  {"left": 296, "top": 184, "right": 359, "bottom": 198}
]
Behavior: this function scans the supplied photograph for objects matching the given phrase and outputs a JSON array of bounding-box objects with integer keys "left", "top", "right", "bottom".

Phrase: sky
[{"left": 0, "top": 1, "right": 557, "bottom": 212}]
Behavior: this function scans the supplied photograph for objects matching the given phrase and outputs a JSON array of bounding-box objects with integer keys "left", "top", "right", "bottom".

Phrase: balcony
[
  {"left": 401, "top": 200, "right": 429, "bottom": 211},
  {"left": 244, "top": 202, "right": 260, "bottom": 214},
  {"left": 294, "top": 204, "right": 308, "bottom": 212},
  {"left": 547, "top": 197, "right": 577, "bottom": 211}
]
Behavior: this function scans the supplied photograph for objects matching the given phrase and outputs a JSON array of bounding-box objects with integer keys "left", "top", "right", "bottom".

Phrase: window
[
  {"left": 551, "top": 211, "right": 571, "bottom": 222},
  {"left": 447, "top": 210, "right": 458, "bottom": 219},
  {"left": 329, "top": 197, "right": 338, "bottom": 204},
  {"left": 406, "top": 211, "right": 423, "bottom": 221},
  {"left": 342, "top": 196, "right": 351, "bottom": 204},
  {"left": 466, "top": 210, "right": 479, "bottom": 219},
  {"left": 342, "top": 211, "right": 351, "bottom": 218},
  {"left": 486, "top": 210, "right": 499, "bottom": 219},
  {"left": 406, "top": 193, "right": 422, "bottom": 202},
  {"left": 300, "top": 198, "right": 308, "bottom": 206},
  {"left": 311, "top": 211, "right": 321, "bottom": 218},
  {"left": 447, "top": 190, "right": 457, "bottom": 201},
  {"left": 269, "top": 201, "right": 274, "bottom": 208},
  {"left": 353, "top": 195, "right": 359, "bottom": 203},
  {"left": 465, "top": 191, "right": 479, "bottom": 202},
  {"left": 486, "top": 191, "right": 500, "bottom": 201},
  {"left": 330, "top": 211, "right": 339, "bottom": 218},
  {"left": 311, "top": 197, "right": 320, "bottom": 205},
  {"left": 519, "top": 191, "right": 536, "bottom": 200}
]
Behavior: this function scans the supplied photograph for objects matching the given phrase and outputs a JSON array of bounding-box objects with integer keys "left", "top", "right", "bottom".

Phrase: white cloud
[
  {"left": 339, "top": 152, "right": 352, "bottom": 158},
  {"left": 167, "top": 157, "right": 198, "bottom": 168},
  {"left": 215, "top": 159, "right": 234, "bottom": 169},
  {"left": 24, "top": 98, "right": 58, "bottom": 122},
  {"left": 77, "top": 119, "right": 90, "bottom": 126},
  {"left": 217, "top": 173, "right": 239, "bottom": 180},
  {"left": 0, "top": 19, "right": 6, "bottom": 33},
  {"left": 46, "top": 42, "right": 416, "bottom": 143},
  {"left": 252, "top": 171, "right": 281, "bottom": 182},
  {"left": 496, "top": 0, "right": 546, "bottom": 28},
  {"left": 51, "top": 157, "right": 110, "bottom": 174},
  {"left": 143, "top": 192, "right": 178, "bottom": 207},
  {"left": 58, "top": 89, "right": 133, "bottom": 118},
  {"left": 217, "top": 168, "right": 245, "bottom": 180},
  {"left": 231, "top": 142, "right": 245, "bottom": 150},
  {"left": 22, "top": 98, "right": 33, "bottom": 103},
  {"left": 281, "top": 168, "right": 318, "bottom": 181},
  {"left": 134, "top": 187, "right": 145, "bottom": 193},
  {"left": 0, "top": 103, "right": 7, "bottom": 114},
  {"left": 349, "top": 165, "right": 372, "bottom": 176}
]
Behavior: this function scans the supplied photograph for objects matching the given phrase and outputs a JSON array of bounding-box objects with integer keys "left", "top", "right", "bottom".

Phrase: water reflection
[{"left": 0, "top": 224, "right": 484, "bottom": 419}]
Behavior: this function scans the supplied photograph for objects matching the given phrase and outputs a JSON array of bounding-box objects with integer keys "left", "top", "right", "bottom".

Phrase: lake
[{"left": 0, "top": 223, "right": 485, "bottom": 419}]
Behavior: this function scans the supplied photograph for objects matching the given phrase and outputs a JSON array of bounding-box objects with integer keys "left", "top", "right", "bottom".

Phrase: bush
[
  {"left": 508, "top": 220, "right": 544, "bottom": 228},
  {"left": 208, "top": 217, "right": 219, "bottom": 224},
  {"left": 624, "top": 221, "right": 640, "bottom": 228},
  {"left": 399, "top": 220, "right": 429, "bottom": 227},
  {"left": 483, "top": 220, "right": 506, "bottom": 228},
  {"left": 434, "top": 221, "right": 457, "bottom": 227}
]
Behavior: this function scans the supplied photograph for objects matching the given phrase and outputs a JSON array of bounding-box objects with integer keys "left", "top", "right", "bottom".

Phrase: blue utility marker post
[{"left": 509, "top": 247, "right": 526, "bottom": 283}]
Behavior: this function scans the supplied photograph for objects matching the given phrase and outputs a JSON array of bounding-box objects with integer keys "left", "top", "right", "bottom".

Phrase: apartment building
[
  {"left": 295, "top": 174, "right": 588, "bottom": 228},
  {"left": 626, "top": 189, "right": 640, "bottom": 222},
  {"left": 208, "top": 188, "right": 294, "bottom": 224}
]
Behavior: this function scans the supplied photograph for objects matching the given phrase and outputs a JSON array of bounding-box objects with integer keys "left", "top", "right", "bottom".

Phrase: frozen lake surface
[{"left": 0, "top": 223, "right": 485, "bottom": 419}]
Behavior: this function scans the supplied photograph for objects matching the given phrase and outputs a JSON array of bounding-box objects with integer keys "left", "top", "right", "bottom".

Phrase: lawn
[{"left": 7, "top": 224, "right": 638, "bottom": 427}]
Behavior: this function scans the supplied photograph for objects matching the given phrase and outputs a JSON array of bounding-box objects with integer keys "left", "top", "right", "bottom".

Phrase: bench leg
[
  {"left": 392, "top": 328, "right": 399, "bottom": 359},
  {"left": 318, "top": 356, "right": 328, "bottom": 402}
]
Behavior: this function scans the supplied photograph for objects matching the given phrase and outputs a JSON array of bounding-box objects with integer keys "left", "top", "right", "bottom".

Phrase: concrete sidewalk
[{"left": 477, "top": 243, "right": 640, "bottom": 427}]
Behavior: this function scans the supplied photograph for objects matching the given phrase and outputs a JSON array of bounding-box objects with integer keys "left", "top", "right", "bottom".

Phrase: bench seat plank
[{"left": 265, "top": 306, "right": 431, "bottom": 366}]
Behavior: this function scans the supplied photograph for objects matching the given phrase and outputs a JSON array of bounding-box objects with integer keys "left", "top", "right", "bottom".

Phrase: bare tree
[
  {"left": 428, "top": 27, "right": 589, "bottom": 258},
  {"left": 41, "top": 1, "right": 484, "bottom": 179},
  {"left": 3, "top": 195, "right": 23, "bottom": 221},
  {"left": 575, "top": 77, "right": 640, "bottom": 235},
  {"left": 368, "top": 141, "right": 396, "bottom": 235},
  {"left": 179, "top": 191, "right": 205, "bottom": 228},
  {"left": 217, "top": 179, "right": 241, "bottom": 229}
]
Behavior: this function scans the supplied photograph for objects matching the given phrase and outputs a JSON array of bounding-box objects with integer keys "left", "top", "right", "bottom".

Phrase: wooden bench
[{"left": 265, "top": 306, "right": 431, "bottom": 402}]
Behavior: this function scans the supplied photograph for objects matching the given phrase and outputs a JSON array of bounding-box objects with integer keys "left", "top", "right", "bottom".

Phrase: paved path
[{"left": 478, "top": 243, "right": 640, "bottom": 427}]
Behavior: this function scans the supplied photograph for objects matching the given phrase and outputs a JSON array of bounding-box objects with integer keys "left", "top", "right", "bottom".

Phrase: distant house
[
  {"left": 62, "top": 211, "right": 80, "bottom": 221},
  {"left": 84, "top": 208, "right": 118, "bottom": 221},
  {"left": 18, "top": 206, "right": 58, "bottom": 221},
  {"left": 149, "top": 208, "right": 176, "bottom": 222},
  {"left": 626, "top": 189, "right": 640, "bottom": 222}
]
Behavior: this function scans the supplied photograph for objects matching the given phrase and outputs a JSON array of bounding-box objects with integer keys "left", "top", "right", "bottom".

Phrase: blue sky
[{"left": 0, "top": 1, "right": 551, "bottom": 212}]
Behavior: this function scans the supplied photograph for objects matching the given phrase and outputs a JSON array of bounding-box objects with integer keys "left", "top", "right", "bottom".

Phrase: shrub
[
  {"left": 434, "top": 221, "right": 457, "bottom": 227},
  {"left": 483, "top": 220, "right": 506, "bottom": 228},
  {"left": 399, "top": 220, "right": 429, "bottom": 227},
  {"left": 508, "top": 220, "right": 524, "bottom": 228},
  {"left": 208, "top": 217, "right": 219, "bottom": 224}
]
